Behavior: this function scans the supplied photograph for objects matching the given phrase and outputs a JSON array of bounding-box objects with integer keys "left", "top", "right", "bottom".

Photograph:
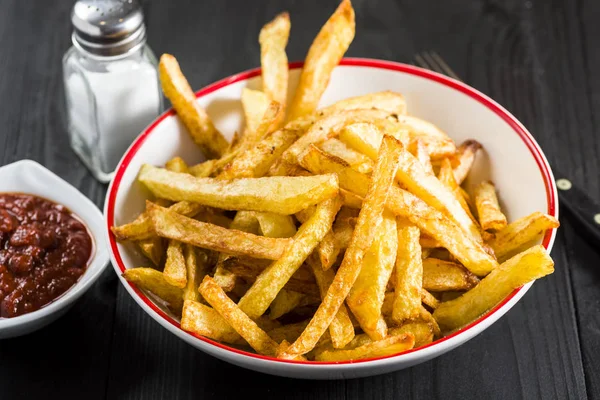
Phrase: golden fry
[
  {"left": 122, "top": 267, "right": 183, "bottom": 313},
  {"left": 413, "top": 139, "right": 434, "bottom": 175},
  {"left": 299, "top": 144, "right": 497, "bottom": 276},
  {"left": 452, "top": 139, "right": 482, "bottom": 185},
  {"left": 307, "top": 255, "right": 355, "bottom": 348},
  {"left": 148, "top": 202, "right": 291, "bottom": 260},
  {"left": 347, "top": 212, "right": 398, "bottom": 340},
  {"left": 136, "top": 237, "right": 164, "bottom": 266},
  {"left": 474, "top": 181, "right": 508, "bottom": 232},
  {"left": 260, "top": 12, "right": 290, "bottom": 128},
  {"left": 433, "top": 245, "right": 554, "bottom": 332},
  {"left": 315, "top": 333, "right": 414, "bottom": 362},
  {"left": 159, "top": 54, "right": 228, "bottom": 158},
  {"left": 392, "top": 223, "right": 423, "bottom": 323},
  {"left": 287, "top": 0, "right": 355, "bottom": 120},
  {"left": 281, "top": 135, "right": 403, "bottom": 358},
  {"left": 489, "top": 212, "right": 559, "bottom": 262},
  {"left": 165, "top": 156, "right": 190, "bottom": 174},
  {"left": 422, "top": 258, "right": 479, "bottom": 292},
  {"left": 139, "top": 164, "right": 339, "bottom": 215},
  {"left": 181, "top": 300, "right": 244, "bottom": 345},
  {"left": 437, "top": 158, "right": 478, "bottom": 226},
  {"left": 183, "top": 245, "right": 209, "bottom": 302},
  {"left": 164, "top": 239, "right": 187, "bottom": 288},
  {"left": 320, "top": 138, "right": 373, "bottom": 173},
  {"left": 254, "top": 212, "right": 297, "bottom": 238},
  {"left": 269, "top": 289, "right": 305, "bottom": 320},
  {"left": 199, "top": 276, "right": 279, "bottom": 356},
  {"left": 238, "top": 197, "right": 342, "bottom": 319},
  {"left": 398, "top": 115, "right": 456, "bottom": 160}
]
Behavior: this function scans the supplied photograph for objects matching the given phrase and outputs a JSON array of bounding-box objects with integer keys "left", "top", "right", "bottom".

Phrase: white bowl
[
  {"left": 0, "top": 160, "right": 110, "bottom": 339},
  {"left": 105, "top": 59, "right": 558, "bottom": 379}
]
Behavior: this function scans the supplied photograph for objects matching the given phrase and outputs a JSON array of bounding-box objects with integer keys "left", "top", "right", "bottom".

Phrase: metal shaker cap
[{"left": 71, "top": 0, "right": 146, "bottom": 58}]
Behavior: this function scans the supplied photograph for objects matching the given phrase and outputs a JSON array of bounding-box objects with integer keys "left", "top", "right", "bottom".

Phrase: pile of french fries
[{"left": 112, "top": 0, "right": 559, "bottom": 362}]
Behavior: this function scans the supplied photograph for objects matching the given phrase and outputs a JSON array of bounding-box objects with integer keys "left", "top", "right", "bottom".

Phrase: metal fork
[{"left": 413, "top": 51, "right": 600, "bottom": 246}]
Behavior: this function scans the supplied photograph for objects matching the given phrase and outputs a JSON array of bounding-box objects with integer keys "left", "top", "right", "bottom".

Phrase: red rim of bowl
[{"left": 106, "top": 58, "right": 557, "bottom": 366}]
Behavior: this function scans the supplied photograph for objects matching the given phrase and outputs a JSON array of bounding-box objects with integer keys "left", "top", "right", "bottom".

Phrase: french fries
[
  {"left": 433, "top": 245, "right": 554, "bottom": 332},
  {"left": 159, "top": 54, "right": 229, "bottom": 158},
  {"left": 422, "top": 258, "right": 479, "bottom": 292},
  {"left": 181, "top": 300, "right": 244, "bottom": 345},
  {"left": 474, "top": 181, "right": 508, "bottom": 232},
  {"left": 315, "top": 332, "right": 414, "bottom": 362},
  {"left": 347, "top": 212, "right": 398, "bottom": 340},
  {"left": 139, "top": 164, "right": 339, "bottom": 215},
  {"left": 281, "top": 135, "right": 403, "bottom": 358},
  {"left": 299, "top": 144, "right": 497, "bottom": 276},
  {"left": 199, "top": 276, "right": 279, "bottom": 356},
  {"left": 452, "top": 140, "right": 482, "bottom": 185},
  {"left": 148, "top": 202, "right": 291, "bottom": 260},
  {"left": 259, "top": 12, "right": 290, "bottom": 128},
  {"left": 112, "top": 0, "right": 558, "bottom": 363},
  {"left": 238, "top": 197, "right": 341, "bottom": 319},
  {"left": 308, "top": 255, "right": 355, "bottom": 348},
  {"left": 392, "top": 222, "right": 423, "bottom": 323},
  {"left": 287, "top": 0, "right": 355, "bottom": 121},
  {"left": 122, "top": 268, "right": 183, "bottom": 313},
  {"left": 489, "top": 212, "right": 559, "bottom": 262}
]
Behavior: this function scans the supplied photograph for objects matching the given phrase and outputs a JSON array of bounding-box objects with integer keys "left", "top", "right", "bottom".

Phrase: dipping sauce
[{"left": 0, "top": 193, "right": 92, "bottom": 318}]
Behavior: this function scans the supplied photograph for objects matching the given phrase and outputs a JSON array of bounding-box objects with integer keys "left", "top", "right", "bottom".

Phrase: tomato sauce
[{"left": 0, "top": 193, "right": 92, "bottom": 318}]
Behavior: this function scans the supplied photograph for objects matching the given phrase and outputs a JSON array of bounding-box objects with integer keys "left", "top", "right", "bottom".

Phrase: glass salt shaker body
[{"left": 63, "top": 0, "right": 163, "bottom": 183}]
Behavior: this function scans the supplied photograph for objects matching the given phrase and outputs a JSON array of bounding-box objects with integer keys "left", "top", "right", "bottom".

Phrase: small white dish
[
  {"left": 0, "top": 160, "right": 110, "bottom": 339},
  {"left": 106, "top": 59, "right": 558, "bottom": 379}
]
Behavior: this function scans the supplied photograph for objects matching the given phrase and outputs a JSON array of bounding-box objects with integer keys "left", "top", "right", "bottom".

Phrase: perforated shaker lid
[{"left": 71, "top": 0, "right": 146, "bottom": 57}]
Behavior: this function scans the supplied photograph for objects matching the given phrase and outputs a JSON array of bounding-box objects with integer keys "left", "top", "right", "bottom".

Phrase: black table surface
[{"left": 1, "top": 0, "right": 599, "bottom": 399}]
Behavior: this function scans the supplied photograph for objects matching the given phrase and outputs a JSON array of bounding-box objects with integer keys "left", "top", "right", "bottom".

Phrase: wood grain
[{"left": 0, "top": 0, "right": 597, "bottom": 399}]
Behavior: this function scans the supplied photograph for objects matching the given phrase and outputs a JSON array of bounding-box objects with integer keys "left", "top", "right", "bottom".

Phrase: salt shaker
[{"left": 63, "top": 0, "right": 163, "bottom": 183}]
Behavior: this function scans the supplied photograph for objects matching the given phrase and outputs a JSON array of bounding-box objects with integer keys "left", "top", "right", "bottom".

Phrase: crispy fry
[
  {"left": 159, "top": 54, "right": 228, "bottom": 158},
  {"left": 320, "top": 138, "right": 373, "bottom": 173},
  {"left": 181, "top": 300, "right": 245, "bottom": 345},
  {"left": 488, "top": 212, "right": 559, "bottom": 262},
  {"left": 307, "top": 255, "right": 355, "bottom": 348},
  {"left": 452, "top": 140, "right": 482, "bottom": 185},
  {"left": 219, "top": 128, "right": 302, "bottom": 178},
  {"left": 122, "top": 267, "right": 183, "bottom": 313},
  {"left": 413, "top": 139, "right": 434, "bottom": 175},
  {"left": 437, "top": 158, "right": 478, "bottom": 226},
  {"left": 299, "top": 144, "right": 497, "bottom": 276},
  {"left": 316, "top": 231, "right": 340, "bottom": 270},
  {"left": 164, "top": 240, "right": 187, "bottom": 288},
  {"left": 136, "top": 237, "right": 164, "bottom": 266},
  {"left": 422, "top": 258, "right": 479, "bottom": 292},
  {"left": 347, "top": 212, "right": 397, "bottom": 340},
  {"left": 474, "top": 181, "right": 508, "bottom": 232},
  {"left": 281, "top": 135, "right": 403, "bottom": 358},
  {"left": 338, "top": 124, "right": 481, "bottom": 240},
  {"left": 398, "top": 115, "right": 456, "bottom": 160},
  {"left": 269, "top": 290, "right": 305, "bottom": 320},
  {"left": 111, "top": 200, "right": 204, "bottom": 241},
  {"left": 254, "top": 212, "right": 297, "bottom": 238},
  {"left": 268, "top": 320, "right": 310, "bottom": 344},
  {"left": 281, "top": 108, "right": 393, "bottom": 167},
  {"left": 340, "top": 188, "right": 363, "bottom": 209},
  {"left": 238, "top": 197, "right": 342, "bottom": 319},
  {"left": 212, "top": 211, "right": 260, "bottom": 291},
  {"left": 287, "top": 0, "right": 355, "bottom": 120},
  {"left": 183, "top": 246, "right": 209, "bottom": 302},
  {"left": 338, "top": 121, "right": 408, "bottom": 160},
  {"left": 315, "top": 332, "right": 414, "bottom": 362},
  {"left": 319, "top": 91, "right": 407, "bottom": 117},
  {"left": 199, "top": 276, "right": 279, "bottom": 356},
  {"left": 189, "top": 159, "right": 216, "bottom": 178},
  {"left": 260, "top": 12, "right": 290, "bottom": 128},
  {"left": 165, "top": 156, "right": 190, "bottom": 174},
  {"left": 392, "top": 223, "right": 423, "bottom": 323},
  {"left": 433, "top": 245, "right": 554, "bottom": 332},
  {"left": 148, "top": 202, "right": 291, "bottom": 260},
  {"left": 420, "top": 289, "right": 439, "bottom": 309},
  {"left": 241, "top": 88, "right": 274, "bottom": 137},
  {"left": 139, "top": 164, "right": 339, "bottom": 215}
]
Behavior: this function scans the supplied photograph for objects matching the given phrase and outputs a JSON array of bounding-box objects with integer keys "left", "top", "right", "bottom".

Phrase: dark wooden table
[{"left": 1, "top": 0, "right": 598, "bottom": 398}]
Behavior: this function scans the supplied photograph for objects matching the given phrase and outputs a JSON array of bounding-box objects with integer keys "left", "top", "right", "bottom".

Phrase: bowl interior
[{"left": 107, "top": 60, "right": 556, "bottom": 369}]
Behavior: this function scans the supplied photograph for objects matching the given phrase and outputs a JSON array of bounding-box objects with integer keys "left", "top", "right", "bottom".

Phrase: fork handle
[{"left": 555, "top": 173, "right": 600, "bottom": 247}]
